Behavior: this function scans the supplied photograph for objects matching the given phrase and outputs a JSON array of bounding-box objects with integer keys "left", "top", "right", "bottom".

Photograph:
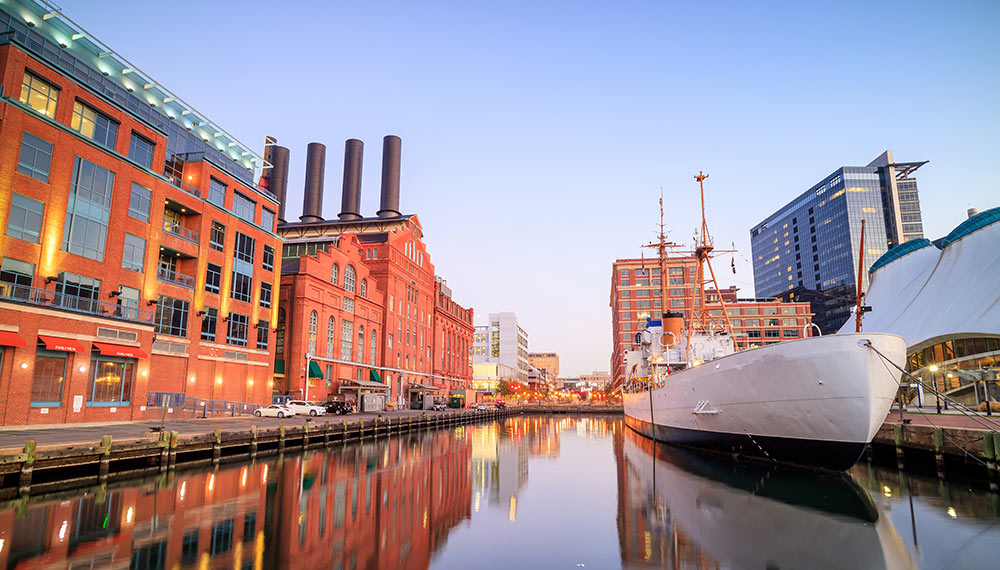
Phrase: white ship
[{"left": 621, "top": 173, "right": 907, "bottom": 471}]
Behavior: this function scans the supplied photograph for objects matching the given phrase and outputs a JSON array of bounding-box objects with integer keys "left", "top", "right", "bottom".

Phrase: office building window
[
  {"left": 19, "top": 72, "right": 58, "bottom": 117},
  {"left": 88, "top": 357, "right": 134, "bottom": 403},
  {"left": 227, "top": 313, "right": 249, "bottom": 346},
  {"left": 747, "top": 330, "right": 762, "bottom": 339},
  {"left": 327, "top": 316, "right": 336, "bottom": 357},
  {"left": 128, "top": 183, "right": 152, "bottom": 222},
  {"left": 260, "top": 281, "right": 272, "bottom": 308},
  {"left": 121, "top": 233, "right": 146, "bottom": 272},
  {"left": 210, "top": 519, "right": 234, "bottom": 555},
  {"left": 6, "top": 193, "right": 44, "bottom": 243},
  {"left": 56, "top": 271, "right": 100, "bottom": 312},
  {"left": 154, "top": 295, "right": 189, "bottom": 337},
  {"left": 205, "top": 263, "right": 222, "bottom": 294},
  {"left": 17, "top": 132, "right": 53, "bottom": 182},
  {"left": 208, "top": 177, "right": 226, "bottom": 207},
  {"left": 64, "top": 157, "right": 114, "bottom": 261},
  {"left": 261, "top": 208, "right": 275, "bottom": 232},
  {"left": 128, "top": 132, "right": 155, "bottom": 169},
  {"left": 71, "top": 101, "right": 117, "bottom": 149},
  {"left": 1, "top": 257, "right": 35, "bottom": 298},
  {"left": 256, "top": 320, "right": 269, "bottom": 350},
  {"left": 31, "top": 348, "right": 66, "bottom": 404},
  {"left": 201, "top": 307, "right": 218, "bottom": 342},
  {"left": 262, "top": 245, "right": 274, "bottom": 271},
  {"left": 232, "top": 192, "right": 256, "bottom": 223},
  {"left": 764, "top": 329, "right": 780, "bottom": 338},
  {"left": 230, "top": 232, "right": 255, "bottom": 302},
  {"left": 341, "top": 320, "right": 354, "bottom": 361},
  {"left": 783, "top": 329, "right": 799, "bottom": 337},
  {"left": 210, "top": 221, "right": 225, "bottom": 250}
]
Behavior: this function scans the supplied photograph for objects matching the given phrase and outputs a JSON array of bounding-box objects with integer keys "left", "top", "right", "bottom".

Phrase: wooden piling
[
  {"left": 18, "top": 441, "right": 36, "bottom": 495},
  {"left": 212, "top": 429, "right": 222, "bottom": 463},
  {"left": 98, "top": 435, "right": 112, "bottom": 481},
  {"left": 249, "top": 426, "right": 258, "bottom": 459}
]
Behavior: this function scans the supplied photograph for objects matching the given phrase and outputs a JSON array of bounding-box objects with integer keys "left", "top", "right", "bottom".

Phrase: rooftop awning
[
  {"left": 38, "top": 335, "right": 85, "bottom": 353},
  {"left": 341, "top": 379, "right": 388, "bottom": 390},
  {"left": 92, "top": 342, "right": 147, "bottom": 359},
  {"left": 0, "top": 331, "right": 26, "bottom": 347},
  {"left": 409, "top": 383, "right": 440, "bottom": 391},
  {"left": 308, "top": 360, "right": 324, "bottom": 379}
]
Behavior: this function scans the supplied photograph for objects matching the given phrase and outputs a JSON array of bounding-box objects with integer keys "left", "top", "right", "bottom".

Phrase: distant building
[
  {"left": 472, "top": 361, "right": 519, "bottom": 393},
  {"left": 527, "top": 352, "right": 559, "bottom": 383},
  {"left": 750, "top": 150, "right": 927, "bottom": 333},
  {"left": 473, "top": 312, "right": 529, "bottom": 382},
  {"left": 578, "top": 371, "right": 611, "bottom": 389},
  {"left": 432, "top": 277, "right": 474, "bottom": 387}
]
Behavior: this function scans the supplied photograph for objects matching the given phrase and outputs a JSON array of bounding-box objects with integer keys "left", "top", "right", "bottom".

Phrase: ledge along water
[{"left": 0, "top": 408, "right": 512, "bottom": 499}]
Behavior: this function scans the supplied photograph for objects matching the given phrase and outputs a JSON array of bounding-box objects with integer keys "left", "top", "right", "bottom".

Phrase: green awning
[
  {"left": 274, "top": 358, "right": 285, "bottom": 375},
  {"left": 370, "top": 369, "right": 383, "bottom": 384},
  {"left": 308, "top": 360, "right": 324, "bottom": 379}
]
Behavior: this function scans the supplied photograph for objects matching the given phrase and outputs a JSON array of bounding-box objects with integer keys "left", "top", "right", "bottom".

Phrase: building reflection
[{"left": 0, "top": 428, "right": 472, "bottom": 569}]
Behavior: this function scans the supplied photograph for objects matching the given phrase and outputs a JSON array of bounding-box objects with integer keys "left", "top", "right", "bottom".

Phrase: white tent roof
[{"left": 839, "top": 207, "right": 1000, "bottom": 350}]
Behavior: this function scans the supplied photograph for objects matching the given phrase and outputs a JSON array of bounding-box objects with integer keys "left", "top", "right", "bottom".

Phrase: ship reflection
[{"left": 616, "top": 430, "right": 917, "bottom": 569}]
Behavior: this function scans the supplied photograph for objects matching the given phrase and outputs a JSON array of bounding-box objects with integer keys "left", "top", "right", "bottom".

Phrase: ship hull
[{"left": 622, "top": 332, "right": 907, "bottom": 471}]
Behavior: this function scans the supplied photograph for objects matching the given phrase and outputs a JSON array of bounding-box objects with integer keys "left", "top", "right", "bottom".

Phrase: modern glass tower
[{"left": 750, "top": 151, "right": 927, "bottom": 333}]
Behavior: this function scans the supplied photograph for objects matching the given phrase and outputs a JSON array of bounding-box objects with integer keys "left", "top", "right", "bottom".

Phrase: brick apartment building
[
  {"left": 433, "top": 277, "right": 474, "bottom": 385},
  {"left": 0, "top": 1, "right": 279, "bottom": 425},
  {"left": 610, "top": 257, "right": 813, "bottom": 384}
]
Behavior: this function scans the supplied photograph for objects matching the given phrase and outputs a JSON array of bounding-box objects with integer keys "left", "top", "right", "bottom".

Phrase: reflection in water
[{"left": 0, "top": 417, "right": 996, "bottom": 569}]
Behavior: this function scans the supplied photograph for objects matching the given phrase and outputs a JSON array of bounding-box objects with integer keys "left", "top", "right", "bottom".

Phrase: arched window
[
  {"left": 344, "top": 265, "right": 356, "bottom": 292},
  {"left": 370, "top": 330, "right": 377, "bottom": 365},
  {"left": 360, "top": 279, "right": 367, "bottom": 298},
  {"left": 358, "top": 326, "right": 364, "bottom": 363},
  {"left": 308, "top": 310, "right": 317, "bottom": 355},
  {"left": 276, "top": 308, "right": 286, "bottom": 355},
  {"left": 331, "top": 264, "right": 339, "bottom": 286},
  {"left": 327, "top": 316, "right": 335, "bottom": 358}
]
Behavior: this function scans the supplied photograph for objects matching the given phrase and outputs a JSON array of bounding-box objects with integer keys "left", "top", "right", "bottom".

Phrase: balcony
[
  {"left": 157, "top": 266, "right": 195, "bottom": 289},
  {"left": 162, "top": 216, "right": 200, "bottom": 244},
  {"left": 0, "top": 283, "right": 154, "bottom": 325},
  {"left": 165, "top": 175, "right": 203, "bottom": 199}
]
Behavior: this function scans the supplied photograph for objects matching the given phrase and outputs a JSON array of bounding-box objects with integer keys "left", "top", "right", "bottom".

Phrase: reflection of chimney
[
  {"left": 269, "top": 140, "right": 291, "bottom": 224},
  {"left": 300, "top": 142, "right": 326, "bottom": 222},
  {"left": 377, "top": 135, "right": 401, "bottom": 218},
  {"left": 339, "top": 139, "right": 363, "bottom": 221}
]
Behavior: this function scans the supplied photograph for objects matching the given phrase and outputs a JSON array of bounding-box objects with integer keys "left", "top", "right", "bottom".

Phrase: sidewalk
[{"left": 883, "top": 405, "right": 1000, "bottom": 431}]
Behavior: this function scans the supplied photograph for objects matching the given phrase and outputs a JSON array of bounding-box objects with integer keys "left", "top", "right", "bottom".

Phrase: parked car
[
  {"left": 255, "top": 404, "right": 295, "bottom": 418},
  {"left": 495, "top": 401, "right": 506, "bottom": 410},
  {"left": 431, "top": 402, "right": 447, "bottom": 411},
  {"left": 285, "top": 400, "right": 326, "bottom": 416},
  {"left": 326, "top": 401, "right": 354, "bottom": 415},
  {"left": 476, "top": 403, "right": 489, "bottom": 411}
]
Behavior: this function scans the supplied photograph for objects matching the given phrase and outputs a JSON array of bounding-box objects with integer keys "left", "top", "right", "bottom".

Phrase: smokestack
[
  {"left": 300, "top": 142, "right": 326, "bottom": 223},
  {"left": 338, "top": 139, "right": 363, "bottom": 221},
  {"left": 377, "top": 135, "right": 401, "bottom": 218},
  {"left": 968, "top": 207, "right": 979, "bottom": 219},
  {"left": 271, "top": 144, "right": 290, "bottom": 224}
]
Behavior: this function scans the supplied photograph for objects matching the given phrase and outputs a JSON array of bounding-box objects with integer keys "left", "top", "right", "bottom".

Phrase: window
[
  {"left": 256, "top": 320, "right": 269, "bottom": 350},
  {"left": 360, "top": 279, "right": 367, "bottom": 298},
  {"left": 343, "top": 297, "right": 354, "bottom": 313},
  {"left": 210, "top": 221, "right": 225, "bottom": 250},
  {"left": 208, "top": 177, "right": 226, "bottom": 207},
  {"left": 71, "top": 101, "right": 117, "bottom": 149},
  {"left": 308, "top": 311, "right": 318, "bottom": 355},
  {"left": 276, "top": 308, "right": 286, "bottom": 355},
  {"left": 17, "top": 132, "right": 53, "bottom": 182},
  {"left": 6, "top": 193, "right": 44, "bottom": 243},
  {"left": 331, "top": 264, "right": 339, "bottom": 285},
  {"left": 747, "top": 330, "right": 762, "bottom": 339},
  {"left": 231, "top": 232, "right": 255, "bottom": 302},
  {"left": 19, "top": 72, "right": 58, "bottom": 117},
  {"left": 783, "top": 329, "right": 799, "bottom": 337},
  {"left": 260, "top": 282, "right": 272, "bottom": 308},
  {"left": 327, "top": 316, "right": 336, "bottom": 357},
  {"left": 113, "top": 286, "right": 140, "bottom": 321},
  {"left": 64, "top": 157, "right": 114, "bottom": 261},
  {"left": 201, "top": 307, "right": 218, "bottom": 342},
  {"left": 344, "top": 265, "right": 356, "bottom": 292},
  {"left": 764, "top": 329, "right": 780, "bottom": 338},
  {"left": 262, "top": 245, "right": 274, "bottom": 271},
  {"left": 121, "top": 233, "right": 146, "bottom": 272},
  {"left": 744, "top": 319, "right": 760, "bottom": 327},
  {"left": 358, "top": 326, "right": 365, "bottom": 363},
  {"left": 181, "top": 532, "right": 199, "bottom": 566},
  {"left": 227, "top": 313, "right": 249, "bottom": 346},
  {"left": 669, "top": 267, "right": 684, "bottom": 275},
  {"left": 88, "top": 357, "right": 134, "bottom": 403},
  {"left": 210, "top": 519, "right": 234, "bottom": 555},
  {"left": 243, "top": 513, "right": 257, "bottom": 543},
  {"left": 341, "top": 320, "right": 354, "bottom": 360},
  {"left": 154, "top": 295, "right": 189, "bottom": 337},
  {"left": 31, "top": 348, "right": 66, "bottom": 404},
  {"left": 232, "top": 192, "right": 256, "bottom": 223},
  {"left": 621, "top": 290, "right": 630, "bottom": 298},
  {"left": 261, "top": 208, "right": 275, "bottom": 232},
  {"left": 128, "top": 132, "right": 155, "bottom": 169},
  {"left": 0, "top": 257, "right": 35, "bottom": 299},
  {"left": 128, "top": 183, "right": 152, "bottom": 222},
  {"left": 56, "top": 271, "right": 100, "bottom": 312},
  {"left": 669, "top": 277, "right": 685, "bottom": 285},
  {"left": 205, "top": 263, "right": 222, "bottom": 294},
  {"left": 370, "top": 330, "right": 377, "bottom": 366}
]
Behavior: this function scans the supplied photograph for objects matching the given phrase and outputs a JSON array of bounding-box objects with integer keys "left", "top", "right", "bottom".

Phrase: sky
[{"left": 60, "top": 0, "right": 1000, "bottom": 376}]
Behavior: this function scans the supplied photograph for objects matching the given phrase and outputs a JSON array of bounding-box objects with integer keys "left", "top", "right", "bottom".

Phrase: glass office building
[{"left": 750, "top": 151, "right": 927, "bottom": 333}]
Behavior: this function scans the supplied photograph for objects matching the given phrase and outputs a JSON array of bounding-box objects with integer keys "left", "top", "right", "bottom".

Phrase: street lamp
[
  {"left": 304, "top": 352, "right": 312, "bottom": 402},
  {"left": 929, "top": 364, "right": 941, "bottom": 414}
]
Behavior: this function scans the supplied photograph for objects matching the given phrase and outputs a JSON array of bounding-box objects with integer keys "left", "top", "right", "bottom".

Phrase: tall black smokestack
[
  {"left": 300, "top": 142, "right": 326, "bottom": 222},
  {"left": 377, "top": 135, "right": 401, "bottom": 218},
  {"left": 338, "top": 139, "right": 363, "bottom": 221},
  {"left": 271, "top": 144, "right": 290, "bottom": 224}
]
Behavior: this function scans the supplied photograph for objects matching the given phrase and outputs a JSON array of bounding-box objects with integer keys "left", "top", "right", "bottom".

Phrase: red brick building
[
  {"left": 0, "top": 3, "right": 278, "bottom": 424},
  {"left": 610, "top": 257, "right": 813, "bottom": 384},
  {"left": 433, "top": 277, "right": 474, "bottom": 390}
]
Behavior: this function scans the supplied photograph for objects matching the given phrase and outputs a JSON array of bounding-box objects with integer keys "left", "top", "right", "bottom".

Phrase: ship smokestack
[
  {"left": 338, "top": 139, "right": 363, "bottom": 221},
  {"left": 377, "top": 135, "right": 402, "bottom": 218},
  {"left": 968, "top": 207, "right": 979, "bottom": 219},
  {"left": 300, "top": 142, "right": 326, "bottom": 222}
]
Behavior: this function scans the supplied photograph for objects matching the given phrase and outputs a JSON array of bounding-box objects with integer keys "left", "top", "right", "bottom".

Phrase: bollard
[
  {"left": 18, "top": 440, "right": 36, "bottom": 496},
  {"left": 323, "top": 421, "right": 331, "bottom": 446},
  {"left": 342, "top": 420, "right": 348, "bottom": 442},
  {"left": 159, "top": 431, "right": 170, "bottom": 472},
  {"left": 99, "top": 435, "right": 112, "bottom": 480},
  {"left": 303, "top": 421, "right": 311, "bottom": 448},
  {"left": 278, "top": 424, "right": 286, "bottom": 454},
  {"left": 168, "top": 431, "right": 179, "bottom": 469},
  {"left": 934, "top": 428, "right": 946, "bottom": 477}
]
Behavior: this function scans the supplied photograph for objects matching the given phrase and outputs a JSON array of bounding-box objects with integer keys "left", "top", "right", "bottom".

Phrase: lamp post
[
  {"left": 304, "top": 352, "right": 312, "bottom": 402},
  {"left": 930, "top": 364, "right": 940, "bottom": 414}
]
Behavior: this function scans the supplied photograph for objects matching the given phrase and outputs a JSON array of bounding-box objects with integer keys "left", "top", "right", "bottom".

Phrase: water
[{"left": 0, "top": 416, "right": 997, "bottom": 569}]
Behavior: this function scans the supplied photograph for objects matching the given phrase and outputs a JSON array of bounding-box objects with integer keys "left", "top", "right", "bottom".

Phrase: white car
[
  {"left": 254, "top": 404, "right": 296, "bottom": 418},
  {"left": 285, "top": 400, "right": 327, "bottom": 416}
]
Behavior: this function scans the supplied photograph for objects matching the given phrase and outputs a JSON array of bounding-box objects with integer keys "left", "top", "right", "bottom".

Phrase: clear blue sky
[{"left": 63, "top": 0, "right": 999, "bottom": 376}]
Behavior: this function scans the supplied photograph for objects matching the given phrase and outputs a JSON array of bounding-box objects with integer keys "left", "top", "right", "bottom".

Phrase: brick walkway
[{"left": 883, "top": 408, "right": 1000, "bottom": 431}]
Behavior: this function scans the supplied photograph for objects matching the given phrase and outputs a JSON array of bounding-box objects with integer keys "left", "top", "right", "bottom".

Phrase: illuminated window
[
  {"left": 19, "top": 72, "right": 58, "bottom": 117},
  {"left": 87, "top": 357, "right": 134, "bottom": 403},
  {"left": 70, "top": 101, "right": 117, "bottom": 150},
  {"left": 31, "top": 348, "right": 65, "bottom": 404}
]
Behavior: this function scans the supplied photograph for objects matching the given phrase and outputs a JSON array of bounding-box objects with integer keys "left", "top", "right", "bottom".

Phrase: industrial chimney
[
  {"left": 269, "top": 142, "right": 291, "bottom": 224},
  {"left": 338, "top": 139, "right": 363, "bottom": 221},
  {"left": 377, "top": 135, "right": 402, "bottom": 218},
  {"left": 300, "top": 142, "right": 326, "bottom": 222}
]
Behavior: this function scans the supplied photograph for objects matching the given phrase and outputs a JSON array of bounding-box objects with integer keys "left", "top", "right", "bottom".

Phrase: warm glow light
[
  {"left": 929, "top": 365, "right": 939, "bottom": 372},
  {"left": 125, "top": 506, "right": 134, "bottom": 524},
  {"left": 140, "top": 370, "right": 148, "bottom": 377},
  {"left": 947, "top": 506, "right": 957, "bottom": 518},
  {"left": 261, "top": 464, "right": 269, "bottom": 484},
  {"left": 189, "top": 376, "right": 196, "bottom": 383},
  {"left": 248, "top": 379, "right": 254, "bottom": 386},
  {"left": 241, "top": 467, "right": 248, "bottom": 487},
  {"left": 267, "top": 381, "right": 274, "bottom": 387},
  {"left": 882, "top": 485, "right": 892, "bottom": 497},
  {"left": 179, "top": 481, "right": 186, "bottom": 500},
  {"left": 58, "top": 520, "right": 67, "bottom": 540},
  {"left": 208, "top": 473, "right": 215, "bottom": 492},
  {"left": 216, "top": 378, "right": 223, "bottom": 385},
  {"left": 20, "top": 362, "right": 28, "bottom": 369},
  {"left": 78, "top": 366, "right": 86, "bottom": 373}
]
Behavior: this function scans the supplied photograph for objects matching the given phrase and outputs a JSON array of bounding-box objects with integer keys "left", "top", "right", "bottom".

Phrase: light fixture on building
[
  {"left": 195, "top": 311, "right": 206, "bottom": 317},
  {"left": 45, "top": 276, "right": 58, "bottom": 284},
  {"left": 78, "top": 366, "right": 86, "bottom": 373},
  {"left": 20, "top": 362, "right": 28, "bottom": 369},
  {"left": 147, "top": 300, "right": 158, "bottom": 306}
]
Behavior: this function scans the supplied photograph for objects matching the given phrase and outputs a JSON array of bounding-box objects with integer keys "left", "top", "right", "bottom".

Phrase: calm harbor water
[{"left": 0, "top": 416, "right": 997, "bottom": 569}]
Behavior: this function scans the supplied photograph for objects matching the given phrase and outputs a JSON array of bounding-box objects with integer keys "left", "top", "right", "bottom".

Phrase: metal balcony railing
[
  {"left": 146, "top": 392, "right": 262, "bottom": 416},
  {"left": 164, "top": 175, "right": 203, "bottom": 199},
  {"left": 0, "top": 282, "right": 154, "bottom": 324},
  {"left": 156, "top": 266, "right": 195, "bottom": 289},
  {"left": 162, "top": 217, "right": 200, "bottom": 244}
]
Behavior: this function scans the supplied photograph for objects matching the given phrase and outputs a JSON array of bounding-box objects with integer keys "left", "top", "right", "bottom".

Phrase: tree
[{"left": 497, "top": 379, "right": 514, "bottom": 397}]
